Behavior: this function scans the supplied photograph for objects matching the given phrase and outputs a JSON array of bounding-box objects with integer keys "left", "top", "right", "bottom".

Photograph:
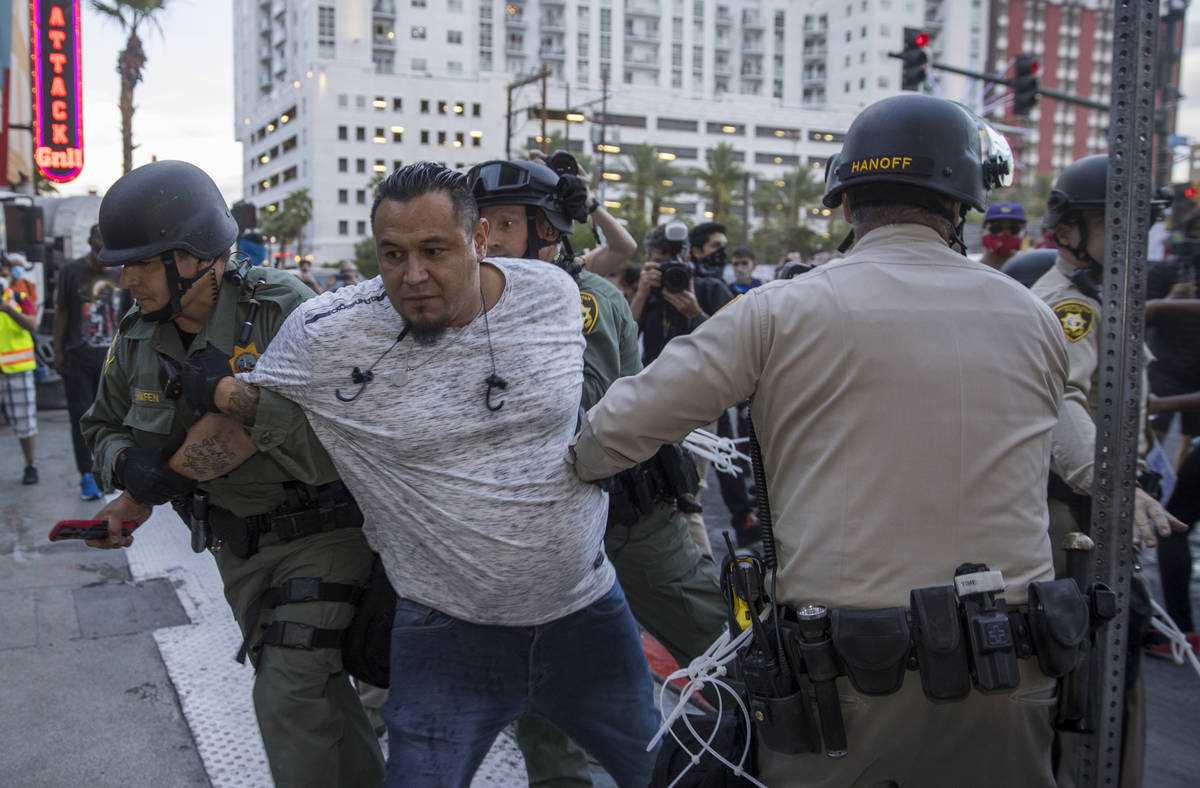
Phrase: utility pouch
[
  {"left": 343, "top": 554, "right": 396, "bottom": 688},
  {"left": 654, "top": 442, "right": 701, "bottom": 500},
  {"left": 606, "top": 473, "right": 641, "bottom": 526},
  {"left": 209, "top": 507, "right": 261, "bottom": 560},
  {"left": 628, "top": 463, "right": 657, "bottom": 514},
  {"left": 831, "top": 607, "right": 911, "bottom": 695},
  {"left": 1027, "top": 579, "right": 1089, "bottom": 678},
  {"left": 909, "top": 586, "right": 971, "bottom": 702},
  {"left": 747, "top": 688, "right": 821, "bottom": 755}
]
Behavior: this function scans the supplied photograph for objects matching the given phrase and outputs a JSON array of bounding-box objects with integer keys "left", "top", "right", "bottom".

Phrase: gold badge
[
  {"left": 580, "top": 292, "right": 598, "bottom": 335},
  {"left": 1053, "top": 301, "right": 1094, "bottom": 343},
  {"left": 230, "top": 342, "right": 262, "bottom": 373}
]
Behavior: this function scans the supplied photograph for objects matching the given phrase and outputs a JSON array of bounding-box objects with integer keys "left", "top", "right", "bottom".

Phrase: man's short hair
[
  {"left": 730, "top": 246, "right": 756, "bottom": 261},
  {"left": 689, "top": 222, "right": 726, "bottom": 251},
  {"left": 845, "top": 185, "right": 955, "bottom": 239},
  {"left": 371, "top": 162, "right": 479, "bottom": 234}
]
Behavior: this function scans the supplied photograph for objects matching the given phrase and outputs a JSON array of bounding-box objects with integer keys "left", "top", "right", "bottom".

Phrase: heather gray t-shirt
[{"left": 241, "top": 257, "right": 614, "bottom": 626}]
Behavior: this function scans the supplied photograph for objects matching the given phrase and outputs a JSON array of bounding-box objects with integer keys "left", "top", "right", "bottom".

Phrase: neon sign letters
[{"left": 31, "top": 0, "right": 84, "bottom": 182}]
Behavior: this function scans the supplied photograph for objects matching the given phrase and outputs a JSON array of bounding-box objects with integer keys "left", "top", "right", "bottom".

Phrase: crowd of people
[{"left": 2, "top": 91, "right": 1196, "bottom": 788}]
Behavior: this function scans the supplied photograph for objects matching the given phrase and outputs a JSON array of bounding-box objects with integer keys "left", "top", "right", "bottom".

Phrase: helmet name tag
[{"left": 841, "top": 155, "right": 934, "bottom": 179}]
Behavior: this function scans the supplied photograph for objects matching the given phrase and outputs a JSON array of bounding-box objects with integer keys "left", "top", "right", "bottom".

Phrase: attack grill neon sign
[{"left": 30, "top": 0, "right": 84, "bottom": 182}]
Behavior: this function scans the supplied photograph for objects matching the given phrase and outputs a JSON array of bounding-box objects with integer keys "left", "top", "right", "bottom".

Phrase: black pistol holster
[{"left": 607, "top": 442, "right": 700, "bottom": 526}]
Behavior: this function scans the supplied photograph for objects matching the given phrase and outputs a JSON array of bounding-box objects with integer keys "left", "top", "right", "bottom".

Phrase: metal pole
[
  {"left": 540, "top": 68, "right": 548, "bottom": 154},
  {"left": 505, "top": 83, "right": 514, "bottom": 160},
  {"left": 564, "top": 83, "right": 570, "bottom": 149},
  {"left": 598, "top": 68, "right": 609, "bottom": 202},
  {"left": 1081, "top": 1, "right": 1159, "bottom": 785}
]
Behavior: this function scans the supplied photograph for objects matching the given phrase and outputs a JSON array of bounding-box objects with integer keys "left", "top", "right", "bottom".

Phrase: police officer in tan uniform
[
  {"left": 1031, "top": 154, "right": 1185, "bottom": 788},
  {"left": 572, "top": 95, "right": 1069, "bottom": 787}
]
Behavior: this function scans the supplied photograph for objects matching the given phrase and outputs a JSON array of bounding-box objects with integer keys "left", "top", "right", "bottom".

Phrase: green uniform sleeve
[{"left": 80, "top": 334, "right": 135, "bottom": 492}]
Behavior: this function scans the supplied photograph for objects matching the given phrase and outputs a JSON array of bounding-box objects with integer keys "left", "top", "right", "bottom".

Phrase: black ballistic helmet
[
  {"left": 467, "top": 159, "right": 573, "bottom": 233},
  {"left": 999, "top": 248, "right": 1057, "bottom": 288},
  {"left": 97, "top": 160, "right": 238, "bottom": 267},
  {"left": 822, "top": 94, "right": 1012, "bottom": 213},
  {"left": 1041, "top": 155, "right": 1108, "bottom": 231}
]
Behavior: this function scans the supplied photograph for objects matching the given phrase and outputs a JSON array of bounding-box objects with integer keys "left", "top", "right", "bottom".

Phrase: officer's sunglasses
[
  {"left": 467, "top": 161, "right": 531, "bottom": 194},
  {"left": 986, "top": 221, "right": 1024, "bottom": 235}
]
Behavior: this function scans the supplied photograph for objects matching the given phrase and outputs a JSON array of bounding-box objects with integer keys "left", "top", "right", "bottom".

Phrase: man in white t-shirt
[{"left": 180, "top": 162, "right": 659, "bottom": 787}]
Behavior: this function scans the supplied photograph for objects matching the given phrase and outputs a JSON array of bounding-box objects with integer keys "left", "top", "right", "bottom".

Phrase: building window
[
  {"left": 393, "top": 98, "right": 403, "bottom": 111},
  {"left": 357, "top": 220, "right": 367, "bottom": 235},
  {"left": 374, "top": 127, "right": 386, "bottom": 142},
  {"left": 438, "top": 101, "right": 448, "bottom": 114},
  {"left": 412, "top": 26, "right": 426, "bottom": 39},
  {"left": 318, "top": 5, "right": 336, "bottom": 58},
  {"left": 337, "top": 125, "right": 347, "bottom": 140},
  {"left": 472, "top": 102, "right": 482, "bottom": 116},
  {"left": 412, "top": 58, "right": 427, "bottom": 71},
  {"left": 337, "top": 189, "right": 348, "bottom": 204},
  {"left": 448, "top": 60, "right": 463, "bottom": 75},
  {"left": 421, "top": 99, "right": 431, "bottom": 113},
  {"left": 448, "top": 30, "right": 463, "bottom": 44},
  {"left": 393, "top": 129, "right": 404, "bottom": 142},
  {"left": 338, "top": 220, "right": 348, "bottom": 235},
  {"left": 421, "top": 129, "right": 430, "bottom": 144},
  {"left": 356, "top": 158, "right": 366, "bottom": 173},
  {"left": 337, "top": 93, "right": 348, "bottom": 108},
  {"left": 337, "top": 157, "right": 347, "bottom": 172},
  {"left": 437, "top": 130, "right": 447, "bottom": 145},
  {"left": 412, "top": 0, "right": 426, "bottom": 5},
  {"left": 357, "top": 189, "right": 366, "bottom": 204},
  {"left": 356, "top": 127, "right": 366, "bottom": 141}
]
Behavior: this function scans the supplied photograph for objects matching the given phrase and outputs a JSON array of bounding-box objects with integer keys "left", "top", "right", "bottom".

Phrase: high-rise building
[{"left": 985, "top": 0, "right": 1114, "bottom": 182}]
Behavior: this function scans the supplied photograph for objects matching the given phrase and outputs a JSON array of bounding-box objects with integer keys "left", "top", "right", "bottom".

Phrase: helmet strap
[
  {"left": 524, "top": 207, "right": 563, "bottom": 261},
  {"left": 137, "top": 252, "right": 219, "bottom": 324},
  {"left": 1052, "top": 216, "right": 1103, "bottom": 278},
  {"left": 949, "top": 214, "right": 968, "bottom": 256}
]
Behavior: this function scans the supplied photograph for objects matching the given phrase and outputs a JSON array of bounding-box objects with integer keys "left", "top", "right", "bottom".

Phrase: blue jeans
[{"left": 381, "top": 581, "right": 660, "bottom": 787}]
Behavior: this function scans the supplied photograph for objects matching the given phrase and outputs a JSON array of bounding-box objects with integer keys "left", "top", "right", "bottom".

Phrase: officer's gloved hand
[
  {"left": 181, "top": 343, "right": 233, "bottom": 413},
  {"left": 556, "top": 174, "right": 591, "bottom": 224},
  {"left": 114, "top": 437, "right": 197, "bottom": 506}
]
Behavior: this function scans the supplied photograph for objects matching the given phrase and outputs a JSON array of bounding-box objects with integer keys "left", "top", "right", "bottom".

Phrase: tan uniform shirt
[
  {"left": 1031, "top": 257, "right": 1150, "bottom": 494},
  {"left": 574, "top": 224, "right": 1063, "bottom": 608}
]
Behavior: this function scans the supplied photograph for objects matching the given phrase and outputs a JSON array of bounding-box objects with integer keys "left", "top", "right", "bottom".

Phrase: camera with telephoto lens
[
  {"left": 547, "top": 149, "right": 579, "bottom": 177},
  {"left": 658, "top": 221, "right": 692, "bottom": 294}
]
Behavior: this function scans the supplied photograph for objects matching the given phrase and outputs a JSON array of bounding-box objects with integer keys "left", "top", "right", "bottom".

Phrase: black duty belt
[{"left": 198, "top": 481, "right": 364, "bottom": 560}]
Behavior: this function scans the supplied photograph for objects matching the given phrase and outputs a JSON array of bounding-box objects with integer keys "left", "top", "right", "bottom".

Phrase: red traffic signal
[
  {"left": 914, "top": 31, "right": 929, "bottom": 47},
  {"left": 1187, "top": 186, "right": 1197, "bottom": 199}
]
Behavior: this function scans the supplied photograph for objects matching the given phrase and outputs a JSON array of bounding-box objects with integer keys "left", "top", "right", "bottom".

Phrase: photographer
[{"left": 631, "top": 222, "right": 734, "bottom": 364}]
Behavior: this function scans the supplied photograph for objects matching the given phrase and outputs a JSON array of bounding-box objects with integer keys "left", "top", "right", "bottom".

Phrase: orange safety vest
[{"left": 0, "top": 288, "right": 36, "bottom": 373}]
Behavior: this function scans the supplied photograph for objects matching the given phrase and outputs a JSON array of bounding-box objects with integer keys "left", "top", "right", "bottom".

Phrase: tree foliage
[
  {"left": 260, "top": 188, "right": 313, "bottom": 263},
  {"left": 91, "top": 0, "right": 169, "bottom": 174},
  {"left": 613, "top": 144, "right": 682, "bottom": 226},
  {"left": 689, "top": 143, "right": 750, "bottom": 221}
]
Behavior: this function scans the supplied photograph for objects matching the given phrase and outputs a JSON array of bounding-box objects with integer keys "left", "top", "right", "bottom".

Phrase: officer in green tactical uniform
[
  {"left": 79, "top": 160, "right": 384, "bottom": 788},
  {"left": 468, "top": 156, "right": 728, "bottom": 786}
]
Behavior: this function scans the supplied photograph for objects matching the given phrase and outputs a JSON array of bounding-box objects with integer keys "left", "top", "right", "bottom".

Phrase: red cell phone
[{"left": 49, "top": 519, "right": 141, "bottom": 542}]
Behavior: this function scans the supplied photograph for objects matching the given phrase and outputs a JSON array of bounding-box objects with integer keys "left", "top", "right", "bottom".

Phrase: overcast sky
[{"left": 53, "top": 1, "right": 1200, "bottom": 203}]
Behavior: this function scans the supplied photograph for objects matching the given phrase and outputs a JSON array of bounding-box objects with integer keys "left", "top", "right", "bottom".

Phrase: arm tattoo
[
  {"left": 226, "top": 383, "right": 261, "bottom": 426},
  {"left": 180, "top": 432, "right": 239, "bottom": 480}
]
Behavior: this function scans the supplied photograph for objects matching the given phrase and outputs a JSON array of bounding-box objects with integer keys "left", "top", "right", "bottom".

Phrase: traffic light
[
  {"left": 1172, "top": 182, "right": 1197, "bottom": 229},
  {"left": 1013, "top": 55, "right": 1040, "bottom": 116},
  {"left": 901, "top": 28, "right": 930, "bottom": 91}
]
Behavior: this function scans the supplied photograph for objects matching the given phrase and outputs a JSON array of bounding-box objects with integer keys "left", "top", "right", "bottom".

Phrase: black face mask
[{"left": 694, "top": 246, "right": 728, "bottom": 278}]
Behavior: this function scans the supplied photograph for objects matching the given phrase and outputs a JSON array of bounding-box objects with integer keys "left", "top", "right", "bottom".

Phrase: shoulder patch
[
  {"left": 1052, "top": 300, "right": 1095, "bottom": 343},
  {"left": 230, "top": 342, "right": 262, "bottom": 373},
  {"left": 580, "top": 291, "right": 598, "bottom": 334}
]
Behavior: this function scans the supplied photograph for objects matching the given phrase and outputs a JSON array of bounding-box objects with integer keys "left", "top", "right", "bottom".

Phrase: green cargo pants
[
  {"left": 214, "top": 526, "right": 385, "bottom": 788},
  {"left": 516, "top": 503, "right": 727, "bottom": 786}
]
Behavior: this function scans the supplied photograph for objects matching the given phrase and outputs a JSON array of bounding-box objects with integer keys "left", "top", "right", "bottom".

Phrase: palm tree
[
  {"left": 689, "top": 143, "right": 750, "bottom": 220},
  {"left": 752, "top": 165, "right": 825, "bottom": 226},
  {"left": 613, "top": 144, "right": 682, "bottom": 226},
  {"left": 260, "top": 188, "right": 313, "bottom": 264},
  {"left": 91, "top": 0, "right": 170, "bottom": 174}
]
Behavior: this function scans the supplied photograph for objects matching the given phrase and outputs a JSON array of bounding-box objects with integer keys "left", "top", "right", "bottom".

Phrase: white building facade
[{"left": 234, "top": 0, "right": 989, "bottom": 264}]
